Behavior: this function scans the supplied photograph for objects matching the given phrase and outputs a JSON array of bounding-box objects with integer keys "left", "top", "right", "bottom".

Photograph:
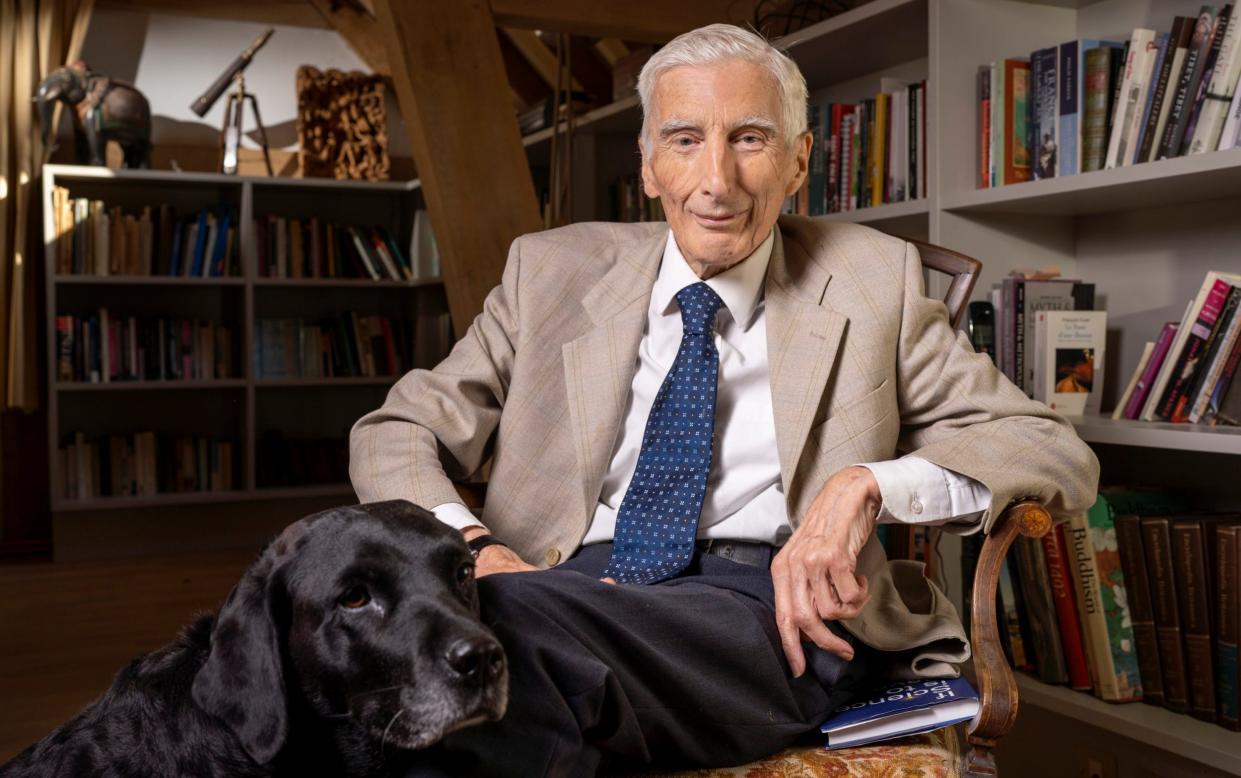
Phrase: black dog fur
[{"left": 0, "top": 500, "right": 507, "bottom": 778}]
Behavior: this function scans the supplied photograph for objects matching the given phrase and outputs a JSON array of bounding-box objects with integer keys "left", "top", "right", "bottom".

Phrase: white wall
[{"left": 76, "top": 8, "right": 410, "bottom": 158}]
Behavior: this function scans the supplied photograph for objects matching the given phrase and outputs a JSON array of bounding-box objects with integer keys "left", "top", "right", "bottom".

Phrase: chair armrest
[{"left": 964, "top": 501, "right": 1053, "bottom": 777}]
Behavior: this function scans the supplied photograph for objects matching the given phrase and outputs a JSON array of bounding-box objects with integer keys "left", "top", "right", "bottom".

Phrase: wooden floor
[{"left": 0, "top": 549, "right": 255, "bottom": 762}]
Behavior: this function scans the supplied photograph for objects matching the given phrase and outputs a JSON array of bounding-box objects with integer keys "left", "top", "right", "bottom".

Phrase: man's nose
[{"left": 697, "top": 137, "right": 736, "bottom": 199}]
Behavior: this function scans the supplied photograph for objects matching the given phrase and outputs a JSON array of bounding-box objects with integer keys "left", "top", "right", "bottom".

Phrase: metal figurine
[{"left": 34, "top": 61, "right": 152, "bottom": 168}]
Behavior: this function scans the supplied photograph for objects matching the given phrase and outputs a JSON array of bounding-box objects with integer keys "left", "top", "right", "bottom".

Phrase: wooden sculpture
[{"left": 295, "top": 66, "right": 390, "bottom": 181}]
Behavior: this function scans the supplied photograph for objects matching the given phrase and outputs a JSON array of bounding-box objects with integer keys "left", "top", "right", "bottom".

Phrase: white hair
[{"left": 636, "top": 23, "right": 808, "bottom": 152}]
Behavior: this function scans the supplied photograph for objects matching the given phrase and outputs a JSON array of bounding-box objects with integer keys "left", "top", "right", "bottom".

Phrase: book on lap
[{"left": 819, "top": 676, "right": 979, "bottom": 750}]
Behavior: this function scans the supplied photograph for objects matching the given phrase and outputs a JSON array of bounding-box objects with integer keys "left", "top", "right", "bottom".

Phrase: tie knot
[{"left": 675, "top": 282, "right": 723, "bottom": 335}]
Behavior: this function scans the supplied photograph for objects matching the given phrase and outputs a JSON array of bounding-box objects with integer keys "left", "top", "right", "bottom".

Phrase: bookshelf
[{"left": 41, "top": 164, "right": 448, "bottom": 514}]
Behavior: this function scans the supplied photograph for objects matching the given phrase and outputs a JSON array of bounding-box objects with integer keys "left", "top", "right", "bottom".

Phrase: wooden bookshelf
[
  {"left": 1015, "top": 674, "right": 1241, "bottom": 775},
  {"left": 42, "top": 164, "right": 447, "bottom": 512}
]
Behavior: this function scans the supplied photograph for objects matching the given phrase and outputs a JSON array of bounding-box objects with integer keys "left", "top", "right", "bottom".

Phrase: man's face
[{"left": 641, "top": 59, "right": 811, "bottom": 279}]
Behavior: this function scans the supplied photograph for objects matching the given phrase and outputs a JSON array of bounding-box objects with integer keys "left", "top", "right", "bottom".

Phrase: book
[
  {"left": 1142, "top": 17, "right": 1195, "bottom": 163},
  {"left": 1131, "top": 31, "right": 1171, "bottom": 162},
  {"left": 1142, "top": 516, "right": 1192, "bottom": 712},
  {"left": 1021, "top": 280, "right": 1094, "bottom": 396},
  {"left": 998, "top": 555, "right": 1033, "bottom": 671},
  {"left": 819, "top": 677, "right": 979, "bottom": 749},
  {"left": 1188, "top": 5, "right": 1241, "bottom": 153},
  {"left": 1170, "top": 517, "right": 1226, "bottom": 721},
  {"left": 1152, "top": 274, "right": 1239, "bottom": 420},
  {"left": 1082, "top": 44, "right": 1123, "bottom": 172},
  {"left": 1112, "top": 340, "right": 1154, "bottom": 420},
  {"left": 1178, "top": 284, "right": 1240, "bottom": 422},
  {"left": 1033, "top": 310, "right": 1107, "bottom": 416},
  {"left": 1069, "top": 497, "right": 1143, "bottom": 702},
  {"left": 1105, "top": 29, "right": 1157, "bottom": 169},
  {"left": 1031, "top": 46, "right": 1058, "bottom": 180},
  {"left": 1218, "top": 524, "right": 1241, "bottom": 730},
  {"left": 1043, "top": 525, "right": 1093, "bottom": 690},
  {"left": 1210, "top": 322, "right": 1241, "bottom": 424},
  {"left": 1180, "top": 5, "right": 1232, "bottom": 155},
  {"left": 1058, "top": 40, "right": 1079, "bottom": 177},
  {"left": 1003, "top": 59, "right": 1032, "bottom": 184},
  {"left": 1015, "top": 536, "right": 1069, "bottom": 684},
  {"left": 1159, "top": 5, "right": 1223, "bottom": 159},
  {"left": 1115, "top": 514, "right": 1164, "bottom": 705}
]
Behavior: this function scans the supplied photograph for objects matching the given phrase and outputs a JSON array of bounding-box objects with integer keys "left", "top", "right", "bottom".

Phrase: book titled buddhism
[{"left": 819, "top": 677, "right": 979, "bottom": 750}]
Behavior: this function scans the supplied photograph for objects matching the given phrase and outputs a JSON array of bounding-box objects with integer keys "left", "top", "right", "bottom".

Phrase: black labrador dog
[{"left": 0, "top": 500, "right": 507, "bottom": 778}]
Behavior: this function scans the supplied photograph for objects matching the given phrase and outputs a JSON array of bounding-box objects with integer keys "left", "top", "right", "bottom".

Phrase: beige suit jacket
[{"left": 349, "top": 215, "right": 1099, "bottom": 677}]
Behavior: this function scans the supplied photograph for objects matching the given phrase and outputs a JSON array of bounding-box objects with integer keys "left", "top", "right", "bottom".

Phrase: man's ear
[
  {"left": 192, "top": 551, "right": 289, "bottom": 765},
  {"left": 639, "top": 140, "right": 661, "bottom": 200},
  {"left": 784, "top": 131, "right": 813, "bottom": 197}
]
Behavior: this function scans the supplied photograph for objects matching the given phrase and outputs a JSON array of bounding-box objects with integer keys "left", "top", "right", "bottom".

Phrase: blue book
[
  {"left": 1031, "top": 46, "right": 1058, "bottom": 179},
  {"left": 1133, "top": 32, "right": 1170, "bottom": 160},
  {"left": 209, "top": 210, "right": 232, "bottom": 276},
  {"left": 189, "top": 209, "right": 210, "bottom": 277},
  {"left": 1057, "top": 40, "right": 1079, "bottom": 176},
  {"left": 168, "top": 216, "right": 184, "bottom": 277},
  {"left": 819, "top": 676, "right": 979, "bottom": 749}
]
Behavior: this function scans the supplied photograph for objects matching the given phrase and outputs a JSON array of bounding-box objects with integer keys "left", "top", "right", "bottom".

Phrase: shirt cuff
[
  {"left": 855, "top": 456, "right": 991, "bottom": 528},
  {"left": 430, "top": 502, "right": 486, "bottom": 533}
]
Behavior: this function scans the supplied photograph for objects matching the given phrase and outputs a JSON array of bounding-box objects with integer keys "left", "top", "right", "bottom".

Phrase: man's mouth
[{"left": 693, "top": 211, "right": 741, "bottom": 228}]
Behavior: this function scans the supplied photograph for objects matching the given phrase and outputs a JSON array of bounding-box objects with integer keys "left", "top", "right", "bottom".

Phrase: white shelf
[
  {"left": 942, "top": 148, "right": 1241, "bottom": 216},
  {"left": 53, "top": 275, "right": 244, "bottom": 286},
  {"left": 822, "top": 199, "right": 929, "bottom": 236},
  {"left": 43, "top": 163, "right": 419, "bottom": 192},
  {"left": 57, "top": 379, "right": 245, "bottom": 392},
  {"left": 781, "top": 0, "right": 928, "bottom": 88},
  {"left": 1069, "top": 414, "right": 1241, "bottom": 456},
  {"left": 1016, "top": 675, "right": 1241, "bottom": 775}
]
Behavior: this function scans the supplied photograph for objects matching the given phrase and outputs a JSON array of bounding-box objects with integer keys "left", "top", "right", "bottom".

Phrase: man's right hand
[{"left": 463, "top": 527, "right": 538, "bottom": 577}]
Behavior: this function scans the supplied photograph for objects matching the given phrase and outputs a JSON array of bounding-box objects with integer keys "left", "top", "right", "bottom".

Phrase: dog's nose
[{"left": 444, "top": 638, "right": 505, "bottom": 683}]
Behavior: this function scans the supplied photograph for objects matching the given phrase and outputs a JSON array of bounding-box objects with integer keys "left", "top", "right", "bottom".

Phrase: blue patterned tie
[{"left": 604, "top": 282, "right": 723, "bottom": 584}]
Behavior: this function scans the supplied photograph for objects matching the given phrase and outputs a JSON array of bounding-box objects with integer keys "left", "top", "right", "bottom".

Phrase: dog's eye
[
  {"left": 339, "top": 585, "right": 371, "bottom": 610},
  {"left": 456, "top": 562, "right": 475, "bottom": 586}
]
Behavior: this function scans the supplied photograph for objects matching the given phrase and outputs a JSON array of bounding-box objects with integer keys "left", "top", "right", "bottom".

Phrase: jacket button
[{"left": 544, "top": 548, "right": 562, "bottom": 566}]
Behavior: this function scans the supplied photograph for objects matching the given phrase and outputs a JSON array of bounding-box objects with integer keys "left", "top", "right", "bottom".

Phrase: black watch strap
[{"left": 467, "top": 533, "right": 507, "bottom": 559}]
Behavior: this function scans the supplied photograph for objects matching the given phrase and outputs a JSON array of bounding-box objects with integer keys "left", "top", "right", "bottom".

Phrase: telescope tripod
[{"left": 219, "top": 73, "right": 273, "bottom": 176}]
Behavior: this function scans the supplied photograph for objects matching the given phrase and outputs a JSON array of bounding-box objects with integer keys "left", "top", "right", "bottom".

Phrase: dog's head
[{"left": 191, "top": 500, "right": 507, "bottom": 764}]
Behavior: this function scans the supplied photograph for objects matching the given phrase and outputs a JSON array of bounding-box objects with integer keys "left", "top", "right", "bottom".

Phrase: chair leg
[{"left": 964, "top": 736, "right": 998, "bottom": 777}]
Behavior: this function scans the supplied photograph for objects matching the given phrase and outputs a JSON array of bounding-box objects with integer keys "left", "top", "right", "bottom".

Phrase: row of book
[
  {"left": 57, "top": 432, "right": 238, "bottom": 500},
  {"left": 973, "top": 489, "right": 1240, "bottom": 730},
  {"left": 55, "top": 313, "right": 237, "bottom": 384},
  {"left": 791, "top": 79, "right": 928, "bottom": 215},
  {"left": 255, "top": 212, "right": 438, "bottom": 281},
  {"left": 978, "top": 5, "right": 1241, "bottom": 186},
  {"left": 254, "top": 311, "right": 452, "bottom": 380},
  {"left": 1114, "top": 270, "right": 1241, "bottom": 425},
  {"left": 609, "top": 173, "right": 665, "bottom": 223},
  {"left": 52, "top": 188, "right": 240, "bottom": 277}
]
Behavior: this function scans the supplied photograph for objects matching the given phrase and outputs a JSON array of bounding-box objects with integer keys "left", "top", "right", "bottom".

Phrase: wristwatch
[{"left": 466, "top": 533, "right": 507, "bottom": 559}]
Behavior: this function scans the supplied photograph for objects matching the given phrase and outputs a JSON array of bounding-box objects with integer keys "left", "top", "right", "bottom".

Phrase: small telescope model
[{"left": 190, "top": 29, "right": 274, "bottom": 175}]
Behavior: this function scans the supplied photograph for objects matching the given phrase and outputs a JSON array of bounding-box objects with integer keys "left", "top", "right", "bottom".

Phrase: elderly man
[{"left": 350, "top": 23, "right": 1098, "bottom": 776}]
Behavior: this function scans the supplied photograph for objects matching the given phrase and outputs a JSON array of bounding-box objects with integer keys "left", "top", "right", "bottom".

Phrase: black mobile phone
[{"left": 966, "top": 301, "right": 995, "bottom": 365}]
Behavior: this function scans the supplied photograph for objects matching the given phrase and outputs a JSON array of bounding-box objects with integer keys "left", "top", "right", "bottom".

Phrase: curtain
[{"left": 0, "top": 0, "right": 93, "bottom": 412}]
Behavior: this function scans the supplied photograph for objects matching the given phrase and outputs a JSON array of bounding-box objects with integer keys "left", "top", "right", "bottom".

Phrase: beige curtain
[{"left": 0, "top": 0, "right": 93, "bottom": 411}]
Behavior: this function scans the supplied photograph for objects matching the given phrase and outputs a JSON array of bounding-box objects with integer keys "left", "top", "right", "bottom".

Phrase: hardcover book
[
  {"left": 1044, "top": 525, "right": 1093, "bottom": 690},
  {"left": 1033, "top": 310, "right": 1107, "bottom": 416},
  {"left": 1105, "top": 29, "right": 1157, "bottom": 168},
  {"left": 1015, "top": 535, "right": 1069, "bottom": 684},
  {"left": 1115, "top": 514, "right": 1164, "bottom": 704},
  {"left": 1160, "top": 5, "right": 1222, "bottom": 159},
  {"left": 1003, "top": 59, "right": 1032, "bottom": 184},
  {"left": 1218, "top": 524, "right": 1241, "bottom": 730},
  {"left": 820, "top": 677, "right": 979, "bottom": 749},
  {"left": 1142, "top": 516, "right": 1192, "bottom": 712},
  {"left": 1031, "top": 46, "right": 1058, "bottom": 180}
]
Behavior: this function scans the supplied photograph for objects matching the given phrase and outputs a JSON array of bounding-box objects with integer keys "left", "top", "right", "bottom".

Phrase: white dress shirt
[{"left": 431, "top": 227, "right": 991, "bottom": 541}]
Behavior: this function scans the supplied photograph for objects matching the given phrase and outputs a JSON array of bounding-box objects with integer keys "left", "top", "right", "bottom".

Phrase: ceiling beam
[
  {"left": 308, "top": 0, "right": 389, "bottom": 76},
  {"left": 373, "top": 0, "right": 542, "bottom": 335},
  {"left": 500, "top": 29, "right": 582, "bottom": 92},
  {"left": 97, "top": 0, "right": 327, "bottom": 28},
  {"left": 490, "top": 0, "right": 759, "bottom": 43}
]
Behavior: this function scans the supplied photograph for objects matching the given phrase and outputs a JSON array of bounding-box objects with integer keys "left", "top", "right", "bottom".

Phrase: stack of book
[
  {"left": 609, "top": 173, "right": 665, "bottom": 223},
  {"left": 989, "top": 275, "right": 1106, "bottom": 414},
  {"left": 58, "top": 432, "right": 237, "bottom": 500},
  {"left": 791, "top": 78, "right": 928, "bottom": 215},
  {"left": 255, "top": 216, "right": 424, "bottom": 282},
  {"left": 969, "top": 489, "right": 1241, "bottom": 731},
  {"left": 978, "top": 5, "right": 1241, "bottom": 186},
  {"left": 1113, "top": 270, "right": 1241, "bottom": 425},
  {"left": 51, "top": 188, "right": 239, "bottom": 277},
  {"left": 253, "top": 313, "right": 446, "bottom": 380},
  {"left": 55, "top": 312, "right": 237, "bottom": 384}
]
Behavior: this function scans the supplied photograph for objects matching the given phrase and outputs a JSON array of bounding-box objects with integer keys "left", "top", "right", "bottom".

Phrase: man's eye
[
  {"left": 675, "top": 136, "right": 695, "bottom": 147},
  {"left": 738, "top": 134, "right": 762, "bottom": 145}
]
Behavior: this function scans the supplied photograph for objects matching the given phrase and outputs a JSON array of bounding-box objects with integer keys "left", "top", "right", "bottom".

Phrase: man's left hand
[{"left": 771, "top": 466, "right": 881, "bottom": 676}]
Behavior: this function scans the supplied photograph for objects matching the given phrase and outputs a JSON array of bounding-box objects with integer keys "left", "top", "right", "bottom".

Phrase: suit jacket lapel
[
  {"left": 562, "top": 230, "right": 665, "bottom": 521},
  {"left": 766, "top": 223, "right": 848, "bottom": 499}
]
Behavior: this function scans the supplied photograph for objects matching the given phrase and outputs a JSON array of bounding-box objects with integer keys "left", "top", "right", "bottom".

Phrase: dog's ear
[{"left": 192, "top": 547, "right": 289, "bottom": 765}]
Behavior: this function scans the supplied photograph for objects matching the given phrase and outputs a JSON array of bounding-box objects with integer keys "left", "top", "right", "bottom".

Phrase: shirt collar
[{"left": 653, "top": 227, "right": 774, "bottom": 330}]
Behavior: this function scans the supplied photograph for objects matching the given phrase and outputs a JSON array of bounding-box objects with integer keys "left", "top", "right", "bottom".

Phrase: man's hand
[
  {"left": 463, "top": 527, "right": 538, "bottom": 577},
  {"left": 770, "top": 466, "right": 881, "bottom": 676}
]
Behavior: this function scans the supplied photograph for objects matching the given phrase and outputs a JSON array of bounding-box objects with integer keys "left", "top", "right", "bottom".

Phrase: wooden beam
[
  {"left": 97, "top": 0, "right": 327, "bottom": 27},
  {"left": 593, "top": 38, "right": 630, "bottom": 67},
  {"left": 491, "top": 0, "right": 760, "bottom": 43},
  {"left": 374, "top": 0, "right": 542, "bottom": 336},
  {"left": 498, "top": 33, "right": 552, "bottom": 108},
  {"left": 500, "top": 28, "right": 582, "bottom": 92},
  {"left": 308, "top": 0, "right": 389, "bottom": 76}
]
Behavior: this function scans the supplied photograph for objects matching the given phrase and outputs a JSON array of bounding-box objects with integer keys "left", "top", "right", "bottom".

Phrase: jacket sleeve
[
  {"left": 893, "top": 241, "right": 1099, "bottom": 533},
  {"left": 348, "top": 236, "right": 522, "bottom": 512}
]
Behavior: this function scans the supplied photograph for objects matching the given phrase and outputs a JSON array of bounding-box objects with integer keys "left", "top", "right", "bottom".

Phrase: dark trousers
[{"left": 406, "top": 542, "right": 874, "bottom": 777}]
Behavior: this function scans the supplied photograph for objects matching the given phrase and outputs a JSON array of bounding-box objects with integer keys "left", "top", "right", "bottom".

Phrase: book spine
[
  {"left": 1160, "top": 7, "right": 1218, "bottom": 159},
  {"left": 1142, "top": 516, "right": 1191, "bottom": 712},
  {"left": 1016, "top": 536, "right": 1069, "bottom": 683},
  {"left": 1184, "top": 285, "right": 1240, "bottom": 422},
  {"left": 1043, "top": 527, "right": 1093, "bottom": 690},
  {"left": 979, "top": 67, "right": 992, "bottom": 187},
  {"left": 1135, "top": 31, "right": 1173, "bottom": 162},
  {"left": 1156, "top": 277, "right": 1231, "bottom": 419},
  {"left": 1014, "top": 280, "right": 1026, "bottom": 394},
  {"left": 1083, "top": 47, "right": 1113, "bottom": 172},
  {"left": 1031, "top": 47, "right": 1058, "bottom": 180},
  {"left": 1059, "top": 40, "right": 1079, "bottom": 177},
  {"left": 1188, "top": 7, "right": 1241, "bottom": 154},
  {"left": 1068, "top": 511, "right": 1116, "bottom": 698},
  {"left": 808, "top": 103, "right": 825, "bottom": 215},
  {"left": 1217, "top": 525, "right": 1240, "bottom": 730},
  {"left": 1105, "top": 33, "right": 1143, "bottom": 168},
  {"left": 998, "top": 555, "right": 1032, "bottom": 670},
  {"left": 1171, "top": 520, "right": 1217, "bottom": 721},
  {"left": 1181, "top": 5, "right": 1232, "bottom": 154},
  {"left": 1115, "top": 514, "right": 1163, "bottom": 704},
  {"left": 1209, "top": 320, "right": 1241, "bottom": 423},
  {"left": 1003, "top": 60, "right": 1032, "bottom": 184},
  {"left": 1221, "top": 77, "right": 1241, "bottom": 150}
]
